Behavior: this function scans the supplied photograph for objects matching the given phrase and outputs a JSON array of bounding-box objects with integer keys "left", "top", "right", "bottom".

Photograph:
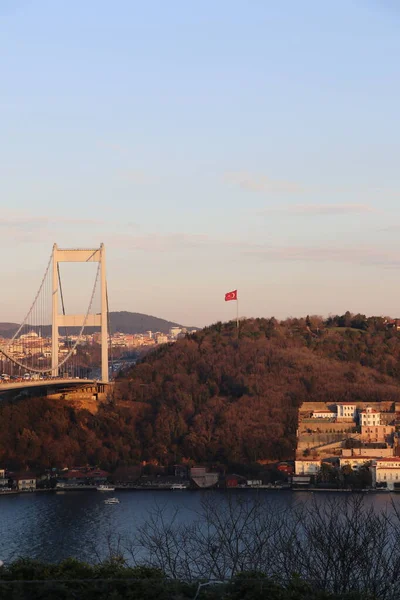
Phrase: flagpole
[{"left": 236, "top": 296, "right": 239, "bottom": 337}]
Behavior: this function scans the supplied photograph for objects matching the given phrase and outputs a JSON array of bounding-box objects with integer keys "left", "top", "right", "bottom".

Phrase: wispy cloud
[
  {"left": 105, "top": 232, "right": 211, "bottom": 252},
  {"left": 244, "top": 243, "right": 400, "bottom": 267},
  {"left": 223, "top": 170, "right": 397, "bottom": 211},
  {"left": 0, "top": 216, "right": 107, "bottom": 246},
  {"left": 0, "top": 216, "right": 105, "bottom": 228},
  {"left": 104, "top": 230, "right": 400, "bottom": 269},
  {"left": 259, "top": 203, "right": 377, "bottom": 216},
  {"left": 223, "top": 171, "right": 306, "bottom": 194}
]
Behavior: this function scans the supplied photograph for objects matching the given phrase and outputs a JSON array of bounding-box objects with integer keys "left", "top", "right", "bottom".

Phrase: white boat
[
  {"left": 170, "top": 483, "right": 187, "bottom": 490},
  {"left": 104, "top": 497, "right": 119, "bottom": 504},
  {"left": 97, "top": 484, "right": 115, "bottom": 492}
]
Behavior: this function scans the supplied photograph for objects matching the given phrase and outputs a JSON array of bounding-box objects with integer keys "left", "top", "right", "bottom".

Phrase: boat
[
  {"left": 170, "top": 483, "right": 187, "bottom": 490},
  {"left": 104, "top": 497, "right": 119, "bottom": 504},
  {"left": 97, "top": 484, "right": 115, "bottom": 492}
]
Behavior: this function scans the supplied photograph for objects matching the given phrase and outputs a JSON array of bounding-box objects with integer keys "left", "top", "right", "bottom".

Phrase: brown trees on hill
[{"left": 2, "top": 316, "right": 400, "bottom": 470}]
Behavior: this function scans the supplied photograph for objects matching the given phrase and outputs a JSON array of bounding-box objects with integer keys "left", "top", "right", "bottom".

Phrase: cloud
[
  {"left": 244, "top": 243, "right": 400, "bottom": 267},
  {"left": 0, "top": 216, "right": 105, "bottom": 229},
  {"left": 104, "top": 230, "right": 400, "bottom": 270},
  {"left": 223, "top": 171, "right": 306, "bottom": 194},
  {"left": 103, "top": 227, "right": 400, "bottom": 270},
  {"left": 0, "top": 216, "right": 108, "bottom": 246},
  {"left": 105, "top": 232, "right": 211, "bottom": 252},
  {"left": 259, "top": 203, "right": 377, "bottom": 216}
]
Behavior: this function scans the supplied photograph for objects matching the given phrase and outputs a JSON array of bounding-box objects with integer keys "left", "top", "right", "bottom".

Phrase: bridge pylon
[{"left": 51, "top": 244, "right": 109, "bottom": 382}]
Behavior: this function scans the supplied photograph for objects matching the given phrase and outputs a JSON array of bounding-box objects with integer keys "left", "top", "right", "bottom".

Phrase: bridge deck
[{"left": 0, "top": 379, "right": 99, "bottom": 393}]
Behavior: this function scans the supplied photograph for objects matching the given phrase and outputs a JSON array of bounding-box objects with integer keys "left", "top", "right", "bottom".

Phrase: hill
[
  {"left": 3, "top": 315, "right": 400, "bottom": 470},
  {"left": 107, "top": 311, "right": 195, "bottom": 334},
  {"left": 0, "top": 311, "right": 196, "bottom": 338}
]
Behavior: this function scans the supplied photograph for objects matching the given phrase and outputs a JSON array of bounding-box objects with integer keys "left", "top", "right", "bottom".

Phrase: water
[{"left": 1, "top": 490, "right": 399, "bottom": 564}]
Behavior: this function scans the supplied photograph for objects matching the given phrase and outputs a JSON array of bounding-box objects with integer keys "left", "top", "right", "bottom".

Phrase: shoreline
[{"left": 0, "top": 486, "right": 396, "bottom": 496}]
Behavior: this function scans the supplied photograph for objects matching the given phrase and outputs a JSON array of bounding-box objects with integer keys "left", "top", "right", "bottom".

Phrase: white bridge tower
[{"left": 51, "top": 244, "right": 109, "bottom": 382}]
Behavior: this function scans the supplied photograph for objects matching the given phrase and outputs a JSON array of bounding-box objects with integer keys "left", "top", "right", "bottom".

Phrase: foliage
[
  {"left": 3, "top": 316, "right": 400, "bottom": 469},
  {"left": 0, "top": 561, "right": 375, "bottom": 600}
]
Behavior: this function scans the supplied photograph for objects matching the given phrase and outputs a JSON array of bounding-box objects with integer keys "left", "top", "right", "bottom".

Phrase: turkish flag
[{"left": 225, "top": 290, "right": 237, "bottom": 301}]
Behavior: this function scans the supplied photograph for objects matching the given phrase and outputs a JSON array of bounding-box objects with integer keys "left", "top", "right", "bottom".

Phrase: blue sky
[{"left": 1, "top": 0, "right": 400, "bottom": 326}]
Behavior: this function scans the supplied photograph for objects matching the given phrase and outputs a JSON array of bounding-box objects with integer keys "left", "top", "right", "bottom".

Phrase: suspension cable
[
  {"left": 0, "top": 260, "right": 101, "bottom": 374},
  {"left": 8, "top": 250, "right": 53, "bottom": 344},
  {"left": 57, "top": 263, "right": 70, "bottom": 349},
  {"left": 106, "top": 286, "right": 114, "bottom": 376}
]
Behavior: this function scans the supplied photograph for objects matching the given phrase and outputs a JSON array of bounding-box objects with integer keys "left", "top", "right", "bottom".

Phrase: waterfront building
[
  {"left": 371, "top": 458, "right": 400, "bottom": 490},
  {"left": 0, "top": 469, "right": 7, "bottom": 490},
  {"left": 294, "top": 459, "right": 321, "bottom": 475},
  {"left": 190, "top": 467, "right": 219, "bottom": 488},
  {"left": 15, "top": 474, "right": 36, "bottom": 491}
]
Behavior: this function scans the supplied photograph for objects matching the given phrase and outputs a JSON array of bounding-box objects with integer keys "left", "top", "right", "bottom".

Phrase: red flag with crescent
[{"left": 225, "top": 290, "right": 237, "bottom": 301}]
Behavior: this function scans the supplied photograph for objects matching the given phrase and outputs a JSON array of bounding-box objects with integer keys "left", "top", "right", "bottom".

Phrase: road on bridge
[{"left": 0, "top": 379, "right": 98, "bottom": 393}]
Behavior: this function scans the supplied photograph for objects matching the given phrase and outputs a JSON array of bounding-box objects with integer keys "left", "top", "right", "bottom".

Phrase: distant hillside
[
  {"left": 0, "top": 311, "right": 197, "bottom": 338},
  {"left": 107, "top": 311, "right": 195, "bottom": 334}
]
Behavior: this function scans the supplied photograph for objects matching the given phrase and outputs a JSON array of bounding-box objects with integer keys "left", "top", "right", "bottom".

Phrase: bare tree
[{"left": 126, "top": 493, "right": 400, "bottom": 599}]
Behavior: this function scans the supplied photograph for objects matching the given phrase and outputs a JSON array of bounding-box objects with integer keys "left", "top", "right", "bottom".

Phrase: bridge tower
[{"left": 51, "top": 244, "right": 109, "bottom": 382}]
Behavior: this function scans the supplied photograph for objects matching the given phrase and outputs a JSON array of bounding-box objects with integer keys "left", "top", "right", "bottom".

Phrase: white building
[
  {"left": 169, "top": 327, "right": 182, "bottom": 338},
  {"left": 0, "top": 469, "right": 6, "bottom": 489},
  {"left": 372, "top": 458, "right": 400, "bottom": 490},
  {"left": 295, "top": 459, "right": 321, "bottom": 475},
  {"left": 16, "top": 476, "right": 36, "bottom": 491},
  {"left": 337, "top": 403, "right": 357, "bottom": 420},
  {"left": 312, "top": 410, "right": 336, "bottom": 419},
  {"left": 19, "top": 331, "right": 39, "bottom": 340},
  {"left": 360, "top": 406, "right": 381, "bottom": 427}
]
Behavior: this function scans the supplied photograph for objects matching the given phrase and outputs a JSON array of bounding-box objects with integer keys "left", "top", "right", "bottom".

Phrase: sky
[{"left": 1, "top": 0, "right": 400, "bottom": 327}]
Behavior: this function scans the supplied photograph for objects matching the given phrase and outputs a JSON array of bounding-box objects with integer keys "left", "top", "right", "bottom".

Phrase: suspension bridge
[{"left": 0, "top": 244, "right": 111, "bottom": 396}]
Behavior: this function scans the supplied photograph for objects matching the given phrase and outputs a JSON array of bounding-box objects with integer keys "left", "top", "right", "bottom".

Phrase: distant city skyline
[{"left": 2, "top": 1, "right": 400, "bottom": 326}]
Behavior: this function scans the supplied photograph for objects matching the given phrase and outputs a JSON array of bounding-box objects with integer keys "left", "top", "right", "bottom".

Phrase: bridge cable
[
  {"left": 57, "top": 263, "right": 70, "bottom": 371},
  {"left": 106, "top": 286, "right": 114, "bottom": 376},
  {"left": 8, "top": 250, "right": 53, "bottom": 345},
  {"left": 0, "top": 260, "right": 101, "bottom": 374}
]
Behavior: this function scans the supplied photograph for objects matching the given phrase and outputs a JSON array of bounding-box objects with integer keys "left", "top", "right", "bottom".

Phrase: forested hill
[
  {"left": 3, "top": 315, "right": 400, "bottom": 470},
  {"left": 114, "top": 316, "right": 400, "bottom": 465},
  {"left": 0, "top": 311, "right": 196, "bottom": 338}
]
